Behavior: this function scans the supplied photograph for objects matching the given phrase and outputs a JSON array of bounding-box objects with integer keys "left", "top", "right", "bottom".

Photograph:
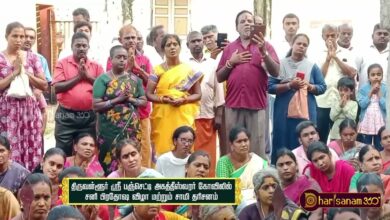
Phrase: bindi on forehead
[{"left": 240, "top": 14, "right": 252, "bottom": 21}]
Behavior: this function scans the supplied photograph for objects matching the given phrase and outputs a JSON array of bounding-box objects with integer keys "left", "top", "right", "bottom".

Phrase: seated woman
[
  {"left": 0, "top": 186, "right": 20, "bottom": 219},
  {"left": 199, "top": 205, "right": 236, "bottom": 220},
  {"left": 216, "top": 126, "right": 268, "bottom": 201},
  {"left": 0, "top": 136, "right": 30, "bottom": 195},
  {"left": 357, "top": 173, "right": 390, "bottom": 219},
  {"left": 108, "top": 139, "right": 163, "bottom": 219},
  {"left": 304, "top": 141, "right": 355, "bottom": 193},
  {"left": 121, "top": 205, "right": 188, "bottom": 220},
  {"left": 33, "top": 148, "right": 66, "bottom": 208},
  {"left": 349, "top": 145, "right": 390, "bottom": 202},
  {"left": 275, "top": 148, "right": 323, "bottom": 219},
  {"left": 379, "top": 126, "right": 390, "bottom": 172},
  {"left": 108, "top": 139, "right": 162, "bottom": 178},
  {"left": 327, "top": 207, "right": 361, "bottom": 220},
  {"left": 47, "top": 205, "right": 84, "bottom": 220},
  {"left": 328, "top": 119, "right": 364, "bottom": 170},
  {"left": 57, "top": 167, "right": 109, "bottom": 220},
  {"left": 238, "top": 167, "right": 308, "bottom": 219},
  {"left": 12, "top": 173, "right": 52, "bottom": 220},
  {"left": 185, "top": 151, "right": 210, "bottom": 178},
  {"left": 65, "top": 133, "right": 104, "bottom": 177},
  {"left": 156, "top": 126, "right": 194, "bottom": 177},
  {"left": 162, "top": 151, "right": 211, "bottom": 219}
]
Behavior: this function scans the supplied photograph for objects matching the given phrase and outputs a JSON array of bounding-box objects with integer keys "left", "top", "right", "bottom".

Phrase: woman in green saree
[
  {"left": 216, "top": 126, "right": 268, "bottom": 202},
  {"left": 93, "top": 45, "right": 146, "bottom": 175}
]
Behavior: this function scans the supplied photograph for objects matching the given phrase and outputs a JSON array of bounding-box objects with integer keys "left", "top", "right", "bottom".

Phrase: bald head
[
  {"left": 187, "top": 31, "right": 202, "bottom": 43},
  {"left": 337, "top": 24, "right": 353, "bottom": 49},
  {"left": 187, "top": 31, "right": 203, "bottom": 57}
]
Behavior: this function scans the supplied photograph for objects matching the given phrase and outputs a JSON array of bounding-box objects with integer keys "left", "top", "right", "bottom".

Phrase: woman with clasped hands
[
  {"left": 0, "top": 22, "right": 47, "bottom": 171},
  {"left": 93, "top": 45, "right": 146, "bottom": 175},
  {"left": 269, "top": 34, "right": 326, "bottom": 164},
  {"left": 146, "top": 34, "right": 202, "bottom": 158}
]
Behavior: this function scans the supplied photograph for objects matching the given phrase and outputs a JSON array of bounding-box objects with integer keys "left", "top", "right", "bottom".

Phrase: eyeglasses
[{"left": 179, "top": 138, "right": 194, "bottom": 144}]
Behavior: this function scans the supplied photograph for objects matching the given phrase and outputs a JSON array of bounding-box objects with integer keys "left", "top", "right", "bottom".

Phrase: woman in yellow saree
[{"left": 146, "top": 34, "right": 202, "bottom": 157}]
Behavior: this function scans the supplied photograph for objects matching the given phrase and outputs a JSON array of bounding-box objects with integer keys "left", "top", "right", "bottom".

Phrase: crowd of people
[{"left": 0, "top": 5, "right": 389, "bottom": 220}]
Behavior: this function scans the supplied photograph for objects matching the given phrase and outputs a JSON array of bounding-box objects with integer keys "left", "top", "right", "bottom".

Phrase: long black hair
[
  {"left": 306, "top": 141, "right": 330, "bottom": 162},
  {"left": 33, "top": 148, "right": 66, "bottom": 173}
]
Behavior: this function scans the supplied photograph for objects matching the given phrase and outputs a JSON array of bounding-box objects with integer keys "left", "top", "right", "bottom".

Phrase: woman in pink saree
[
  {"left": 275, "top": 148, "right": 321, "bottom": 204},
  {"left": 275, "top": 148, "right": 323, "bottom": 219},
  {"left": 64, "top": 133, "right": 104, "bottom": 177},
  {"left": 303, "top": 141, "right": 355, "bottom": 193}
]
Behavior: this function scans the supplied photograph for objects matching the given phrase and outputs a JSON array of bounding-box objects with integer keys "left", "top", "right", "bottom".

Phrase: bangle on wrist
[
  {"left": 287, "top": 82, "right": 291, "bottom": 90},
  {"left": 159, "top": 96, "right": 164, "bottom": 103},
  {"left": 105, "top": 100, "right": 113, "bottom": 107}
]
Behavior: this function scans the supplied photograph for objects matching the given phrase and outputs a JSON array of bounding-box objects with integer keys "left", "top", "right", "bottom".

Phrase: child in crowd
[
  {"left": 357, "top": 63, "right": 387, "bottom": 150},
  {"left": 329, "top": 77, "right": 358, "bottom": 140}
]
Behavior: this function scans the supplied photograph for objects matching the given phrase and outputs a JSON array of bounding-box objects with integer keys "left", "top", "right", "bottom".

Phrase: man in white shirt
[
  {"left": 272, "top": 13, "right": 300, "bottom": 59},
  {"left": 136, "top": 30, "right": 145, "bottom": 54},
  {"left": 58, "top": 21, "right": 105, "bottom": 67},
  {"left": 143, "top": 25, "right": 166, "bottom": 68},
  {"left": 201, "top": 24, "right": 228, "bottom": 154},
  {"left": 337, "top": 23, "right": 363, "bottom": 78},
  {"left": 337, "top": 24, "right": 354, "bottom": 51},
  {"left": 200, "top": 25, "right": 224, "bottom": 62},
  {"left": 22, "top": 27, "right": 50, "bottom": 140},
  {"left": 292, "top": 121, "right": 339, "bottom": 174},
  {"left": 72, "top": 8, "right": 90, "bottom": 24},
  {"left": 358, "top": 24, "right": 390, "bottom": 88},
  {"left": 315, "top": 24, "right": 357, "bottom": 143},
  {"left": 58, "top": 8, "right": 106, "bottom": 66},
  {"left": 269, "top": 14, "right": 300, "bottom": 159},
  {"left": 186, "top": 31, "right": 225, "bottom": 176}
]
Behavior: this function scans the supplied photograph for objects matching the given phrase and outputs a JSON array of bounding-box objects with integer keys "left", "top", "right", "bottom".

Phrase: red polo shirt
[
  {"left": 217, "top": 38, "right": 279, "bottom": 110},
  {"left": 53, "top": 55, "right": 104, "bottom": 111}
]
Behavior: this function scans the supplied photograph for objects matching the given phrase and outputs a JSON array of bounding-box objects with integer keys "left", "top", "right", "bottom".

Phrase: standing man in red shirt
[
  {"left": 53, "top": 32, "right": 104, "bottom": 156},
  {"left": 216, "top": 10, "right": 280, "bottom": 160}
]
